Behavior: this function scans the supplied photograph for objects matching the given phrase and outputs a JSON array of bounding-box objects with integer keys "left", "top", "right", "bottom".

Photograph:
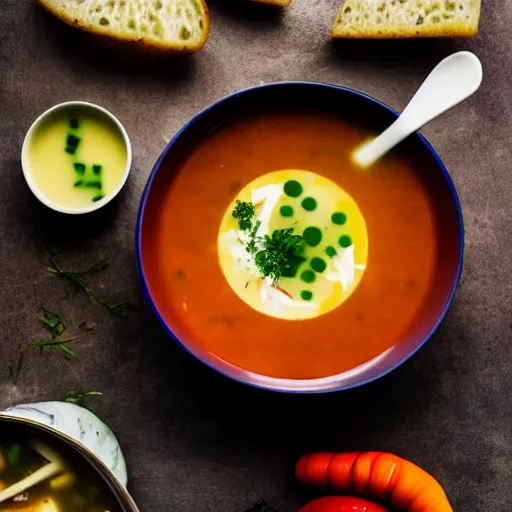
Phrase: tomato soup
[{"left": 141, "top": 110, "right": 439, "bottom": 379}]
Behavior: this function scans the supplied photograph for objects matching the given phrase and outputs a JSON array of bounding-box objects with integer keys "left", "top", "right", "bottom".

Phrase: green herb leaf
[
  {"left": 41, "top": 309, "right": 66, "bottom": 338},
  {"left": 8, "top": 351, "right": 24, "bottom": 385},
  {"left": 232, "top": 200, "right": 256, "bottom": 231},
  {"left": 59, "top": 344, "right": 76, "bottom": 359},
  {"left": 99, "top": 300, "right": 138, "bottom": 318},
  {"left": 78, "top": 321, "right": 93, "bottom": 332},
  {"left": 254, "top": 228, "right": 304, "bottom": 286},
  {"left": 66, "top": 134, "right": 80, "bottom": 149},
  {"left": 84, "top": 258, "right": 110, "bottom": 274},
  {"left": 73, "top": 163, "right": 86, "bottom": 175},
  {"left": 65, "top": 391, "right": 103, "bottom": 408},
  {"left": 44, "top": 246, "right": 136, "bottom": 318},
  {"left": 6, "top": 443, "right": 22, "bottom": 466},
  {"left": 44, "top": 247, "right": 98, "bottom": 304},
  {"left": 28, "top": 336, "right": 77, "bottom": 353}
]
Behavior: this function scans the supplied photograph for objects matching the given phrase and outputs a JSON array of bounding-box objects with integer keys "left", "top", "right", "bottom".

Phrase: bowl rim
[
  {"left": 21, "top": 100, "right": 132, "bottom": 215},
  {"left": 0, "top": 414, "right": 140, "bottom": 511},
  {"left": 135, "top": 81, "right": 464, "bottom": 394}
]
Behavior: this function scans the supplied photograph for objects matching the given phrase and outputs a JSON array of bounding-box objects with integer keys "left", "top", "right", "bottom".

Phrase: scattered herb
[
  {"left": 92, "top": 165, "right": 102, "bottom": 175},
  {"left": 9, "top": 335, "right": 77, "bottom": 384},
  {"left": 65, "top": 391, "right": 103, "bottom": 408},
  {"left": 99, "top": 300, "right": 138, "bottom": 318},
  {"left": 69, "top": 118, "right": 80, "bottom": 130},
  {"left": 44, "top": 247, "right": 137, "bottom": 321},
  {"left": 232, "top": 200, "right": 256, "bottom": 231},
  {"left": 8, "top": 350, "right": 24, "bottom": 385},
  {"left": 45, "top": 247, "right": 96, "bottom": 303},
  {"left": 84, "top": 257, "right": 111, "bottom": 274},
  {"left": 255, "top": 228, "right": 304, "bottom": 285},
  {"left": 41, "top": 309, "right": 66, "bottom": 338},
  {"left": 78, "top": 321, "right": 93, "bottom": 332},
  {"left": 27, "top": 336, "right": 77, "bottom": 358},
  {"left": 92, "top": 194, "right": 104, "bottom": 202}
]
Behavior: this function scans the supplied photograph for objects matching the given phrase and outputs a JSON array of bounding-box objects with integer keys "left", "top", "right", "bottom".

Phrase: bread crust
[
  {"left": 249, "top": 0, "right": 291, "bottom": 6},
  {"left": 331, "top": 0, "right": 480, "bottom": 39},
  {"left": 37, "top": 0, "right": 210, "bottom": 53}
]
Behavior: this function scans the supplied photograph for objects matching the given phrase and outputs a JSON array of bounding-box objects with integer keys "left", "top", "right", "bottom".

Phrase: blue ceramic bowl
[{"left": 136, "top": 82, "right": 463, "bottom": 393}]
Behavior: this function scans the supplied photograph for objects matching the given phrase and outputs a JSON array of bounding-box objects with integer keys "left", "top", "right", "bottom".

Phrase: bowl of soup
[
  {"left": 21, "top": 101, "right": 132, "bottom": 214},
  {"left": 0, "top": 415, "right": 139, "bottom": 512},
  {"left": 136, "top": 82, "right": 463, "bottom": 393}
]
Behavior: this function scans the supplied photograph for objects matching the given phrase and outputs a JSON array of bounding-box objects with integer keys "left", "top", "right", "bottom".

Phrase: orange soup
[{"left": 141, "top": 110, "right": 439, "bottom": 379}]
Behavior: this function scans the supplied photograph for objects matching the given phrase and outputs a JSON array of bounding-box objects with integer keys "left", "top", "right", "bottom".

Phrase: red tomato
[{"left": 298, "top": 496, "right": 389, "bottom": 512}]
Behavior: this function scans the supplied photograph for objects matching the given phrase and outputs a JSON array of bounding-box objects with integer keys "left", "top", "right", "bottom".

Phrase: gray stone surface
[{"left": 0, "top": 1, "right": 511, "bottom": 511}]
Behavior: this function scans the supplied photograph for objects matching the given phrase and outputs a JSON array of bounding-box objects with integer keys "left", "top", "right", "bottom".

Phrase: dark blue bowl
[{"left": 136, "top": 82, "right": 463, "bottom": 393}]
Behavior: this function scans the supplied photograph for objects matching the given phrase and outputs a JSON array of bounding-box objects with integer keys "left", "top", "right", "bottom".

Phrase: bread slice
[
  {"left": 332, "top": 0, "right": 481, "bottom": 38},
  {"left": 249, "top": 0, "right": 291, "bottom": 6},
  {"left": 37, "top": 0, "right": 209, "bottom": 52}
]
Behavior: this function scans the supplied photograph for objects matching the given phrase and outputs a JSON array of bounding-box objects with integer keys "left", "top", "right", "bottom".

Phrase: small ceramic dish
[{"left": 21, "top": 101, "right": 132, "bottom": 215}]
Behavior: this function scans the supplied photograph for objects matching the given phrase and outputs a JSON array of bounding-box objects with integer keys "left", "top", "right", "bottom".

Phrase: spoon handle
[{"left": 353, "top": 51, "right": 483, "bottom": 167}]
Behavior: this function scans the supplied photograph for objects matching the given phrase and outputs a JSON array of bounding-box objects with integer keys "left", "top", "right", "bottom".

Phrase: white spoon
[{"left": 353, "top": 51, "right": 483, "bottom": 168}]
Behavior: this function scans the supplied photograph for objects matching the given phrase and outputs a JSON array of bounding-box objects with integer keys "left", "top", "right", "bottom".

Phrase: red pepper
[{"left": 298, "top": 496, "right": 389, "bottom": 512}]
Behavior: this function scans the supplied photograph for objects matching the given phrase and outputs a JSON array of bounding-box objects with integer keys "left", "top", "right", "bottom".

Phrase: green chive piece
[
  {"left": 86, "top": 181, "right": 102, "bottom": 189},
  {"left": 92, "top": 165, "right": 102, "bottom": 175},
  {"left": 70, "top": 118, "right": 80, "bottom": 129},
  {"left": 92, "top": 195, "right": 104, "bottom": 202},
  {"left": 74, "top": 180, "right": 84, "bottom": 187},
  {"left": 67, "top": 134, "right": 80, "bottom": 148},
  {"left": 65, "top": 146, "right": 76, "bottom": 155},
  {"left": 301, "top": 290, "right": 313, "bottom": 301},
  {"left": 73, "top": 163, "right": 86, "bottom": 175}
]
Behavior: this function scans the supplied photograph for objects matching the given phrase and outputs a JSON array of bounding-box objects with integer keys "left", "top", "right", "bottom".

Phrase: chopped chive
[
  {"left": 74, "top": 180, "right": 84, "bottom": 187},
  {"left": 92, "top": 195, "right": 104, "bottom": 202},
  {"left": 69, "top": 118, "right": 80, "bottom": 129},
  {"left": 66, "top": 134, "right": 80, "bottom": 148},
  {"left": 92, "top": 165, "right": 102, "bottom": 175},
  {"left": 73, "top": 163, "right": 86, "bottom": 175},
  {"left": 65, "top": 146, "right": 76, "bottom": 155},
  {"left": 86, "top": 181, "right": 102, "bottom": 189}
]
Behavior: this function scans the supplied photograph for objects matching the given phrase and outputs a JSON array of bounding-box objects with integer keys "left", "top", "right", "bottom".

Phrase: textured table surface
[{"left": 1, "top": 1, "right": 511, "bottom": 511}]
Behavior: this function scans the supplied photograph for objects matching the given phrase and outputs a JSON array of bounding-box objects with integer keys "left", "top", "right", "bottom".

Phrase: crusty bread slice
[
  {"left": 37, "top": 0, "right": 209, "bottom": 52},
  {"left": 249, "top": 0, "right": 291, "bottom": 6},
  {"left": 332, "top": 0, "right": 481, "bottom": 38}
]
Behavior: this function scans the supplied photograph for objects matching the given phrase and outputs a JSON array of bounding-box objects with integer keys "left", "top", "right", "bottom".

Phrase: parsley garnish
[
  {"left": 232, "top": 200, "right": 256, "bottom": 231},
  {"left": 255, "top": 228, "right": 304, "bottom": 285},
  {"left": 231, "top": 201, "right": 304, "bottom": 286}
]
